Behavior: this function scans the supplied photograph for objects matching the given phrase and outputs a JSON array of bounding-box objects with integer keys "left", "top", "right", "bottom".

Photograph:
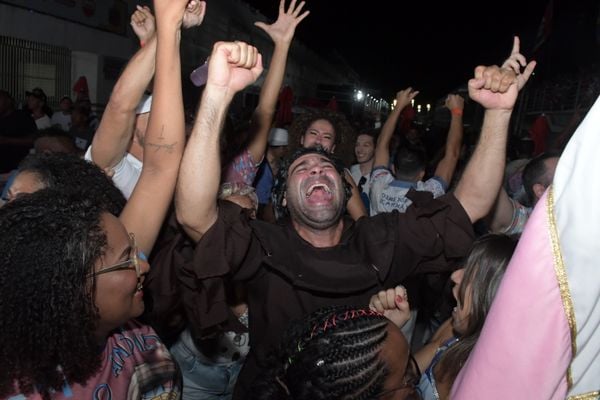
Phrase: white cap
[
  {"left": 268, "top": 128, "right": 288, "bottom": 146},
  {"left": 135, "top": 94, "right": 152, "bottom": 115}
]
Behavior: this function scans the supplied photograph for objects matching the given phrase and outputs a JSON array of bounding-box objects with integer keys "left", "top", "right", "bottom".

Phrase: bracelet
[{"left": 451, "top": 108, "right": 463, "bottom": 117}]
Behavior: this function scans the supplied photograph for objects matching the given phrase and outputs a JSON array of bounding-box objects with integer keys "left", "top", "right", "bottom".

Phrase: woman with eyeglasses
[
  {"left": 249, "top": 305, "right": 421, "bottom": 400},
  {"left": 0, "top": 188, "right": 182, "bottom": 399},
  {"left": 0, "top": 0, "right": 194, "bottom": 397},
  {"left": 412, "top": 234, "right": 516, "bottom": 400}
]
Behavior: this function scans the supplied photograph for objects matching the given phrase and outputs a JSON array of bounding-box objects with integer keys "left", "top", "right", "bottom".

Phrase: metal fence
[{"left": 0, "top": 36, "right": 71, "bottom": 109}]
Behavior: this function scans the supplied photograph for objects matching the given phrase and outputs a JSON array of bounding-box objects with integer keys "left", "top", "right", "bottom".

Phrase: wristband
[{"left": 451, "top": 108, "right": 463, "bottom": 117}]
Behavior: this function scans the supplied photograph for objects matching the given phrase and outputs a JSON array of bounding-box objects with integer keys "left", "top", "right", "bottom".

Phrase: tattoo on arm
[{"left": 145, "top": 126, "right": 178, "bottom": 153}]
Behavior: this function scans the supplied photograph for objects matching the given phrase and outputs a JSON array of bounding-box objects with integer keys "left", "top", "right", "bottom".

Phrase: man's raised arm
[
  {"left": 176, "top": 42, "right": 263, "bottom": 241},
  {"left": 454, "top": 56, "right": 535, "bottom": 222}
]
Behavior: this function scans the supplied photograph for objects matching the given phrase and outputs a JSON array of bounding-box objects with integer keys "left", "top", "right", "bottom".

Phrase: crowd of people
[{"left": 0, "top": 1, "right": 598, "bottom": 399}]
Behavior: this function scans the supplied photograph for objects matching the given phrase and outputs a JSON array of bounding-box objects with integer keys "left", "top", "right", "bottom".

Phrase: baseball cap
[{"left": 268, "top": 128, "right": 289, "bottom": 146}]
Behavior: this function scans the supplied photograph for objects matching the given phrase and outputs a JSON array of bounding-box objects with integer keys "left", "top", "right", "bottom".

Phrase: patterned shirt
[{"left": 7, "top": 320, "right": 181, "bottom": 400}]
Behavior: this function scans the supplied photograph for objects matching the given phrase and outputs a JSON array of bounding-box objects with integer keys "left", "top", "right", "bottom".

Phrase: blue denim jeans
[{"left": 170, "top": 330, "right": 245, "bottom": 400}]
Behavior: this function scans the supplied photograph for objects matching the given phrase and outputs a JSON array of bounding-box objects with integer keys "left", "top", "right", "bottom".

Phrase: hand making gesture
[{"left": 254, "top": 0, "right": 310, "bottom": 45}]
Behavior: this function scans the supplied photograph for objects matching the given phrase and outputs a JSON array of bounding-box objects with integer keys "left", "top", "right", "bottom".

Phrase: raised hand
[
  {"left": 153, "top": 0, "right": 189, "bottom": 29},
  {"left": 445, "top": 94, "right": 464, "bottom": 111},
  {"left": 369, "top": 285, "right": 410, "bottom": 329},
  {"left": 207, "top": 41, "right": 264, "bottom": 95},
  {"left": 501, "top": 36, "right": 536, "bottom": 91},
  {"left": 395, "top": 87, "right": 419, "bottom": 111},
  {"left": 254, "top": 0, "right": 310, "bottom": 45},
  {"left": 468, "top": 65, "right": 519, "bottom": 111},
  {"left": 130, "top": 5, "right": 156, "bottom": 44},
  {"left": 182, "top": 0, "right": 207, "bottom": 29}
]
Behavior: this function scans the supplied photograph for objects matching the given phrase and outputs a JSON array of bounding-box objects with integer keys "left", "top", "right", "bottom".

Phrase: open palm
[{"left": 255, "top": 0, "right": 309, "bottom": 44}]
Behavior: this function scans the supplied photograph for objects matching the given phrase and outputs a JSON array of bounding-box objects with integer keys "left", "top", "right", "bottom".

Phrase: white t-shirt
[
  {"left": 50, "top": 112, "right": 72, "bottom": 131},
  {"left": 85, "top": 146, "right": 142, "bottom": 199},
  {"left": 34, "top": 114, "right": 51, "bottom": 130},
  {"left": 350, "top": 163, "right": 371, "bottom": 195},
  {"left": 369, "top": 166, "right": 447, "bottom": 215}
]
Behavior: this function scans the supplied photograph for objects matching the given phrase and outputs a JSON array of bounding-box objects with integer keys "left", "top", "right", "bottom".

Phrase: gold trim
[
  {"left": 567, "top": 391, "right": 600, "bottom": 400},
  {"left": 547, "top": 186, "right": 578, "bottom": 389}
]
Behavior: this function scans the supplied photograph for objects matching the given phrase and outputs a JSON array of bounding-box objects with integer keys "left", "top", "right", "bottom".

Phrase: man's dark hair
[
  {"left": 393, "top": 145, "right": 427, "bottom": 181},
  {"left": 0, "top": 188, "right": 107, "bottom": 399},
  {"left": 250, "top": 305, "right": 390, "bottom": 400},
  {"left": 271, "top": 146, "right": 352, "bottom": 222},
  {"left": 17, "top": 152, "right": 125, "bottom": 216},
  {"left": 522, "top": 151, "right": 560, "bottom": 206}
]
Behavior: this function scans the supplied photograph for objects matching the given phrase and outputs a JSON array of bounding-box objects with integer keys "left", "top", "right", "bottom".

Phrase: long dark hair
[
  {"left": 0, "top": 189, "right": 107, "bottom": 399},
  {"left": 436, "top": 234, "right": 516, "bottom": 385}
]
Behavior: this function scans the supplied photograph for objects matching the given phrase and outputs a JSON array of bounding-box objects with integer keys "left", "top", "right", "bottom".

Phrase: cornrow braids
[
  {"left": 271, "top": 146, "right": 352, "bottom": 222},
  {"left": 250, "top": 306, "right": 391, "bottom": 400},
  {"left": 0, "top": 188, "right": 107, "bottom": 400}
]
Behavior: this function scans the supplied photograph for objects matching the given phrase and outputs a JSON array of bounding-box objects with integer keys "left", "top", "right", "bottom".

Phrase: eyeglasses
[{"left": 88, "top": 234, "right": 142, "bottom": 290}]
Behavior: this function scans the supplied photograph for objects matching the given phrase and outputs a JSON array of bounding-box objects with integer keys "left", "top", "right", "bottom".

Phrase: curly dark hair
[
  {"left": 17, "top": 152, "right": 125, "bottom": 215},
  {"left": 271, "top": 146, "right": 352, "bottom": 222},
  {"left": 0, "top": 188, "right": 108, "bottom": 399},
  {"left": 288, "top": 110, "right": 356, "bottom": 167},
  {"left": 250, "top": 305, "right": 391, "bottom": 400}
]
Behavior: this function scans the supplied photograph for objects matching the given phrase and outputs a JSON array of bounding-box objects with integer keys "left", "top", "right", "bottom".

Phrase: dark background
[{"left": 242, "top": 0, "right": 600, "bottom": 104}]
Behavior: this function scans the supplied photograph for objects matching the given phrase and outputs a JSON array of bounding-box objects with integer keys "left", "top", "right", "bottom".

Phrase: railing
[{"left": 0, "top": 35, "right": 71, "bottom": 109}]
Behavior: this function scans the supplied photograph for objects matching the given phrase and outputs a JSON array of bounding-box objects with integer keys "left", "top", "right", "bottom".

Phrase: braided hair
[
  {"left": 271, "top": 146, "right": 352, "bottom": 222},
  {"left": 0, "top": 189, "right": 107, "bottom": 399},
  {"left": 17, "top": 152, "right": 126, "bottom": 216},
  {"left": 251, "top": 306, "right": 391, "bottom": 400}
]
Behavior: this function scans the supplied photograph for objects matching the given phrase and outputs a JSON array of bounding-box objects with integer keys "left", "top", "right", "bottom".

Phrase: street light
[{"left": 355, "top": 90, "right": 364, "bottom": 101}]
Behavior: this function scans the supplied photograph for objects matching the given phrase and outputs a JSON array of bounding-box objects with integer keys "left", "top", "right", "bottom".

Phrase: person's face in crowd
[
  {"left": 71, "top": 109, "right": 87, "bottom": 127},
  {"left": 271, "top": 144, "right": 289, "bottom": 160},
  {"left": 301, "top": 119, "right": 336, "bottom": 152},
  {"left": 27, "top": 95, "right": 43, "bottom": 111},
  {"left": 6, "top": 171, "right": 46, "bottom": 202},
  {"left": 134, "top": 112, "right": 151, "bottom": 147},
  {"left": 285, "top": 153, "right": 345, "bottom": 230},
  {"left": 379, "top": 322, "right": 418, "bottom": 399},
  {"left": 93, "top": 213, "right": 149, "bottom": 338},
  {"left": 451, "top": 268, "right": 472, "bottom": 335},
  {"left": 406, "top": 128, "right": 420, "bottom": 144},
  {"left": 533, "top": 156, "right": 560, "bottom": 204},
  {"left": 59, "top": 98, "right": 73, "bottom": 113},
  {"left": 355, "top": 134, "right": 375, "bottom": 164}
]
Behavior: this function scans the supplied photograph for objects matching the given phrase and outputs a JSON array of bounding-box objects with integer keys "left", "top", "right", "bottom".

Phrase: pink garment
[{"left": 451, "top": 190, "right": 571, "bottom": 399}]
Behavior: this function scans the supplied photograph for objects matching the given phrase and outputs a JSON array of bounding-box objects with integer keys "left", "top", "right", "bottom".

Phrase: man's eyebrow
[{"left": 290, "top": 159, "right": 311, "bottom": 174}]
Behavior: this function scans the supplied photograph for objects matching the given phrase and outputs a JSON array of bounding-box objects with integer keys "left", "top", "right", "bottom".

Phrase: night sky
[{"left": 243, "top": 0, "right": 600, "bottom": 104}]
